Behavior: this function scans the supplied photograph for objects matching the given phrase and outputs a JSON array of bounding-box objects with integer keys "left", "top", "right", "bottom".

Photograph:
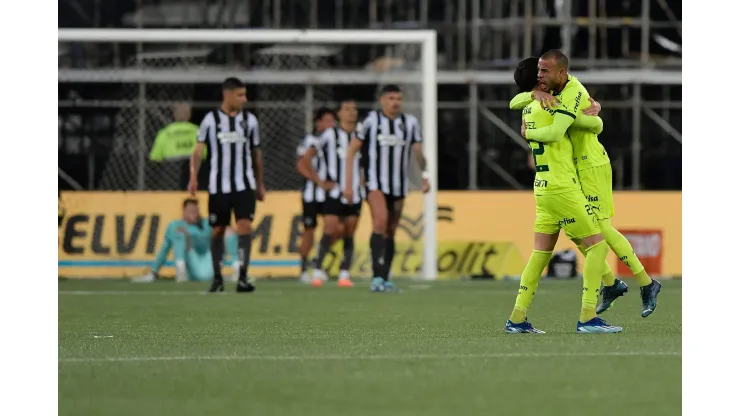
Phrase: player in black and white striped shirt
[
  {"left": 188, "top": 77, "right": 266, "bottom": 293},
  {"left": 295, "top": 108, "right": 335, "bottom": 282},
  {"left": 345, "top": 85, "right": 430, "bottom": 292},
  {"left": 298, "top": 100, "right": 365, "bottom": 287}
]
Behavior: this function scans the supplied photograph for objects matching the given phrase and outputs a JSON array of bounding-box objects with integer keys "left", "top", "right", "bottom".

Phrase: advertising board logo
[{"left": 398, "top": 206, "right": 453, "bottom": 240}]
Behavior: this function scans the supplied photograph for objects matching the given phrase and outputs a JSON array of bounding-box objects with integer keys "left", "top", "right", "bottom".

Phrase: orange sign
[{"left": 616, "top": 229, "right": 663, "bottom": 277}]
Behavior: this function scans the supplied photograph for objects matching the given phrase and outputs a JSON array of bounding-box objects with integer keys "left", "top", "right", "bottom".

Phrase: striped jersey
[
  {"left": 198, "top": 109, "right": 260, "bottom": 194},
  {"left": 296, "top": 133, "right": 326, "bottom": 203},
  {"left": 357, "top": 111, "right": 422, "bottom": 197},
  {"left": 309, "top": 126, "right": 365, "bottom": 204}
]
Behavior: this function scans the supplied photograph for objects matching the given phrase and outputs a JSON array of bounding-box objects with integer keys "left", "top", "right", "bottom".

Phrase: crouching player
[{"left": 135, "top": 199, "right": 219, "bottom": 282}]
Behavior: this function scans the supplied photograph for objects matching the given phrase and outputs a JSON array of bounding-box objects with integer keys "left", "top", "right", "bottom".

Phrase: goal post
[{"left": 58, "top": 28, "right": 439, "bottom": 280}]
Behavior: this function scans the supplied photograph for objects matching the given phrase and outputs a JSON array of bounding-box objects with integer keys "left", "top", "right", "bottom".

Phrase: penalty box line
[{"left": 59, "top": 351, "right": 681, "bottom": 364}]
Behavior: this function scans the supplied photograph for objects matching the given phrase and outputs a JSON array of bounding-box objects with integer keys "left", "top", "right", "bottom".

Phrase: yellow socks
[
  {"left": 510, "top": 250, "right": 552, "bottom": 323},
  {"left": 581, "top": 240, "right": 609, "bottom": 322},
  {"left": 601, "top": 269, "right": 617, "bottom": 287},
  {"left": 598, "top": 219, "right": 653, "bottom": 287},
  {"left": 576, "top": 243, "right": 615, "bottom": 287},
  {"left": 634, "top": 270, "right": 652, "bottom": 287}
]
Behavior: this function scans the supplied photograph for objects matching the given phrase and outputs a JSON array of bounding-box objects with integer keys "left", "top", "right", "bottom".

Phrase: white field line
[
  {"left": 58, "top": 290, "right": 286, "bottom": 296},
  {"left": 56, "top": 289, "right": 516, "bottom": 296},
  {"left": 58, "top": 287, "right": 680, "bottom": 296},
  {"left": 59, "top": 351, "right": 680, "bottom": 364}
]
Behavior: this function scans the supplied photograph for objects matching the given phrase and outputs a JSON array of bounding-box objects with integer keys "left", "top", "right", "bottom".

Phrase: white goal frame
[{"left": 58, "top": 28, "right": 439, "bottom": 280}]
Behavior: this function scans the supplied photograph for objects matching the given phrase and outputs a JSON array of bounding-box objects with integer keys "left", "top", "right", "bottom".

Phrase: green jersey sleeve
[
  {"left": 509, "top": 92, "right": 534, "bottom": 110},
  {"left": 525, "top": 112, "right": 575, "bottom": 143},
  {"left": 573, "top": 114, "right": 603, "bottom": 135}
]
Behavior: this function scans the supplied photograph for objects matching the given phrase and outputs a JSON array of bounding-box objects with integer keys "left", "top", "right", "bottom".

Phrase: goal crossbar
[
  {"left": 58, "top": 28, "right": 439, "bottom": 280},
  {"left": 57, "top": 68, "right": 682, "bottom": 85},
  {"left": 57, "top": 28, "right": 437, "bottom": 44}
]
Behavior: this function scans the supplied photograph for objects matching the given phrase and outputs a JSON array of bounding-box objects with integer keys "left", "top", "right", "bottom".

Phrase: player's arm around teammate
[{"left": 505, "top": 57, "right": 620, "bottom": 334}]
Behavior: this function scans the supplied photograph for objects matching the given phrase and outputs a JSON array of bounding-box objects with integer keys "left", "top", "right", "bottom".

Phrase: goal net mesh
[
  {"left": 69, "top": 44, "right": 427, "bottom": 194},
  {"left": 100, "top": 52, "right": 207, "bottom": 190}
]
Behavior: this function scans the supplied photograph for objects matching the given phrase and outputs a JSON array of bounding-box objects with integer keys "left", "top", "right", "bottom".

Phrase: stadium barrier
[{"left": 58, "top": 191, "right": 681, "bottom": 279}]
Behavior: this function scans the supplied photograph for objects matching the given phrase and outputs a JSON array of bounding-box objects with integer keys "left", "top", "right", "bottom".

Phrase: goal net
[{"left": 58, "top": 29, "right": 438, "bottom": 279}]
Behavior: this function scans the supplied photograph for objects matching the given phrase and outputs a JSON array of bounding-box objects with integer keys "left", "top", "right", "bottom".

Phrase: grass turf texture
[{"left": 59, "top": 279, "right": 681, "bottom": 416}]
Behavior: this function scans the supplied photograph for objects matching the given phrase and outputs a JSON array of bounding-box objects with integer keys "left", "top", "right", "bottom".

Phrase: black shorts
[
  {"left": 365, "top": 187, "right": 405, "bottom": 210},
  {"left": 323, "top": 197, "right": 362, "bottom": 219},
  {"left": 208, "top": 190, "right": 256, "bottom": 227},
  {"left": 302, "top": 200, "right": 323, "bottom": 229}
]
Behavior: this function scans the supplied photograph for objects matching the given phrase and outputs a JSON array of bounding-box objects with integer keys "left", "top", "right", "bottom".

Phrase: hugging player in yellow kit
[
  {"left": 510, "top": 50, "right": 661, "bottom": 318},
  {"left": 505, "top": 56, "right": 622, "bottom": 334}
]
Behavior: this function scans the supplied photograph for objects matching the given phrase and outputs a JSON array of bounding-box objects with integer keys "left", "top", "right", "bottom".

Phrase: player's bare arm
[
  {"left": 527, "top": 153, "right": 535, "bottom": 170},
  {"left": 188, "top": 142, "right": 205, "bottom": 195},
  {"left": 582, "top": 97, "right": 601, "bottom": 116},
  {"left": 343, "top": 137, "right": 363, "bottom": 202},
  {"left": 412, "top": 142, "right": 430, "bottom": 193},
  {"left": 252, "top": 147, "right": 266, "bottom": 201},
  {"left": 510, "top": 90, "right": 560, "bottom": 110},
  {"left": 298, "top": 146, "right": 334, "bottom": 191}
]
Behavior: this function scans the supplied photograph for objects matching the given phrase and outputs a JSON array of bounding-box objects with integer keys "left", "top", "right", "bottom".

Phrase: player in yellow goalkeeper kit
[
  {"left": 504, "top": 56, "right": 622, "bottom": 334},
  {"left": 509, "top": 50, "right": 661, "bottom": 318}
]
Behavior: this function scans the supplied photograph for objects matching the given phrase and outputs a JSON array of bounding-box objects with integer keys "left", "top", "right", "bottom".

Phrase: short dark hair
[
  {"left": 222, "top": 77, "right": 245, "bottom": 90},
  {"left": 540, "top": 49, "right": 569, "bottom": 70},
  {"left": 183, "top": 198, "right": 199, "bottom": 208},
  {"left": 514, "top": 57, "right": 539, "bottom": 93},
  {"left": 314, "top": 107, "right": 335, "bottom": 122},
  {"left": 337, "top": 98, "right": 356, "bottom": 111},
  {"left": 380, "top": 84, "right": 402, "bottom": 95}
]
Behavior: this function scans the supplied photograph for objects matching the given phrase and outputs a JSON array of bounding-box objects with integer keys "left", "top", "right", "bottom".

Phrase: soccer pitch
[{"left": 59, "top": 279, "right": 681, "bottom": 416}]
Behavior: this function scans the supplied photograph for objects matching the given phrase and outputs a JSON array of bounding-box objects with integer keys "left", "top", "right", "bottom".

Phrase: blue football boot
[
  {"left": 504, "top": 319, "right": 546, "bottom": 334},
  {"left": 577, "top": 317, "right": 623, "bottom": 333}
]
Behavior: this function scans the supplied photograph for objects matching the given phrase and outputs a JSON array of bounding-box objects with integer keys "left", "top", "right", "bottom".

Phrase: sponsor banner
[
  {"left": 59, "top": 191, "right": 681, "bottom": 278},
  {"left": 616, "top": 230, "right": 663, "bottom": 277},
  {"left": 320, "top": 241, "right": 524, "bottom": 280}
]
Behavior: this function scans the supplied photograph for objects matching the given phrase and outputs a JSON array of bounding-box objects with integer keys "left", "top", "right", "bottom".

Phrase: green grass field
[{"left": 59, "top": 279, "right": 681, "bottom": 416}]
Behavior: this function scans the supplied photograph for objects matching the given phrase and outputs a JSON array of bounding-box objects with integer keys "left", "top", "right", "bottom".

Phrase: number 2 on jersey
[{"left": 529, "top": 142, "right": 550, "bottom": 172}]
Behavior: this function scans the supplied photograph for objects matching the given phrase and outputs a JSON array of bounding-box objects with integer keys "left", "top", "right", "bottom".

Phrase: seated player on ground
[
  {"left": 504, "top": 56, "right": 622, "bottom": 334},
  {"left": 134, "top": 198, "right": 235, "bottom": 283},
  {"left": 510, "top": 50, "right": 661, "bottom": 317}
]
